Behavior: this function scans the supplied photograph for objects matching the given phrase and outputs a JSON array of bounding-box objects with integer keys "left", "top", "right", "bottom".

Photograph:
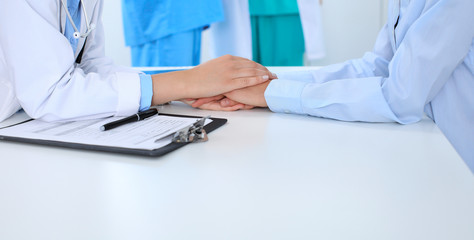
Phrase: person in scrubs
[
  {"left": 206, "top": 0, "right": 253, "bottom": 60},
  {"left": 205, "top": 0, "right": 324, "bottom": 64},
  {"left": 249, "top": 0, "right": 306, "bottom": 66},
  {"left": 0, "top": 0, "right": 275, "bottom": 122},
  {"left": 121, "top": 0, "right": 224, "bottom": 67},
  {"left": 193, "top": 0, "right": 474, "bottom": 170}
]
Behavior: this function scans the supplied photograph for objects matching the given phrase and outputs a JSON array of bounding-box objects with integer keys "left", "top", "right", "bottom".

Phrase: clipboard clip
[{"left": 171, "top": 116, "right": 210, "bottom": 143}]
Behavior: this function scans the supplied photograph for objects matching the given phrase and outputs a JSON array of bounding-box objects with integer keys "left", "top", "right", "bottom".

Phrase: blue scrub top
[{"left": 121, "top": 0, "right": 224, "bottom": 47}]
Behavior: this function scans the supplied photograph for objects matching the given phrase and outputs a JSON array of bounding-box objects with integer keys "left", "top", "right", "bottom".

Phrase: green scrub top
[
  {"left": 249, "top": 0, "right": 305, "bottom": 66},
  {"left": 249, "top": 0, "right": 299, "bottom": 16}
]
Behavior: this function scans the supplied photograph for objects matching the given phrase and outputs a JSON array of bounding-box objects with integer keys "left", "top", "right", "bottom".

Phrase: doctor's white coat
[{"left": 0, "top": 0, "right": 141, "bottom": 122}]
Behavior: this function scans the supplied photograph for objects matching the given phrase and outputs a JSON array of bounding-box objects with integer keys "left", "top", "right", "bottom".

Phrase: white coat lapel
[{"left": 59, "top": 0, "right": 97, "bottom": 61}]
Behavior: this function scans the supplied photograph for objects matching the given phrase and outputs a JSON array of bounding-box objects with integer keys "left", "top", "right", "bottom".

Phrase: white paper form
[{"left": 0, "top": 115, "right": 210, "bottom": 150}]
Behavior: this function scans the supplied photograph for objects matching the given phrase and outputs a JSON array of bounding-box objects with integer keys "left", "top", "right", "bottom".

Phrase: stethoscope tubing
[{"left": 60, "top": 0, "right": 95, "bottom": 39}]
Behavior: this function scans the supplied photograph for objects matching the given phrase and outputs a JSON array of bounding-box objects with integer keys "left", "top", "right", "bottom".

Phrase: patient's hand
[
  {"left": 223, "top": 81, "right": 270, "bottom": 108},
  {"left": 188, "top": 71, "right": 274, "bottom": 111},
  {"left": 182, "top": 96, "right": 254, "bottom": 111},
  {"left": 190, "top": 80, "right": 271, "bottom": 110}
]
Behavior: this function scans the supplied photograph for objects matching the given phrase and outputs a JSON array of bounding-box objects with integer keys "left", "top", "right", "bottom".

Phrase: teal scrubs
[
  {"left": 249, "top": 0, "right": 305, "bottom": 66},
  {"left": 122, "top": 0, "right": 224, "bottom": 67}
]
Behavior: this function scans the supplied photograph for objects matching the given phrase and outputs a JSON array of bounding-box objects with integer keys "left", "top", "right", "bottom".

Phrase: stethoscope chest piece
[{"left": 61, "top": 0, "right": 95, "bottom": 39}]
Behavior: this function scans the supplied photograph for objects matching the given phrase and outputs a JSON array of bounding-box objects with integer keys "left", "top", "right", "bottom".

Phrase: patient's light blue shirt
[{"left": 265, "top": 0, "right": 474, "bottom": 170}]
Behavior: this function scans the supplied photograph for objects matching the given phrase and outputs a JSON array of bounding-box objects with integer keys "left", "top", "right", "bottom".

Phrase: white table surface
[{"left": 0, "top": 68, "right": 473, "bottom": 240}]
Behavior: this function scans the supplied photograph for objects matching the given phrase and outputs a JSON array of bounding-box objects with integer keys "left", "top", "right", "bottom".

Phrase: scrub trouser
[
  {"left": 251, "top": 14, "right": 305, "bottom": 66},
  {"left": 130, "top": 28, "right": 202, "bottom": 67}
]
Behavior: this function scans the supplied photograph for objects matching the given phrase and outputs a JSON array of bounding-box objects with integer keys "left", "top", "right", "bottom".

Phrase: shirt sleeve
[
  {"left": 139, "top": 74, "right": 153, "bottom": 111},
  {"left": 265, "top": 0, "right": 474, "bottom": 124}
]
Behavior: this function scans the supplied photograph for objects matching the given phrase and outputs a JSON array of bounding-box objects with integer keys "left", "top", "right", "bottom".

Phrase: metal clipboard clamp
[{"left": 171, "top": 116, "right": 210, "bottom": 143}]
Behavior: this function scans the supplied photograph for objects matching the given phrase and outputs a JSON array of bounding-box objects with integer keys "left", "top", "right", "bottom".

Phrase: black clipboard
[{"left": 0, "top": 113, "right": 227, "bottom": 157}]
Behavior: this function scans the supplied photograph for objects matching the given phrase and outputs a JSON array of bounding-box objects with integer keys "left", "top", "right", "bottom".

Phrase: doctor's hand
[
  {"left": 150, "top": 55, "right": 276, "bottom": 105},
  {"left": 188, "top": 55, "right": 277, "bottom": 98}
]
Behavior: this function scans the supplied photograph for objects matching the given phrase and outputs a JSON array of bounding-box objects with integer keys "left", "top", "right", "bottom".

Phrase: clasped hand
[{"left": 182, "top": 55, "right": 276, "bottom": 111}]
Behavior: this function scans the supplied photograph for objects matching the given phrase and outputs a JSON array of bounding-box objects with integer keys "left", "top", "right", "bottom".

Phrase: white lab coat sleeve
[
  {"left": 265, "top": 0, "right": 474, "bottom": 123},
  {"left": 207, "top": 0, "right": 252, "bottom": 59},
  {"left": 0, "top": 0, "right": 141, "bottom": 122},
  {"left": 297, "top": 0, "right": 326, "bottom": 60},
  {"left": 0, "top": 46, "right": 21, "bottom": 122},
  {"left": 76, "top": 0, "right": 141, "bottom": 117}
]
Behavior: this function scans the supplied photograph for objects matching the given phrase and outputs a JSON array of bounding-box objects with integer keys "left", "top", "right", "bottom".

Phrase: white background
[{"left": 102, "top": 0, "right": 388, "bottom": 67}]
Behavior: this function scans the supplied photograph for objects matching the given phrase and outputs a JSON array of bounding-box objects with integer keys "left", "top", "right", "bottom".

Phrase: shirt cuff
[
  {"left": 139, "top": 74, "right": 153, "bottom": 111},
  {"left": 264, "top": 79, "right": 307, "bottom": 115},
  {"left": 274, "top": 70, "right": 315, "bottom": 83}
]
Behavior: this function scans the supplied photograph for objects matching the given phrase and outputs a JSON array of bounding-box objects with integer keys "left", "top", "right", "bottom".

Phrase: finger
[
  {"left": 180, "top": 99, "right": 195, "bottom": 106},
  {"left": 221, "top": 104, "right": 246, "bottom": 111},
  {"left": 233, "top": 59, "right": 268, "bottom": 71},
  {"left": 236, "top": 62, "right": 277, "bottom": 80},
  {"left": 191, "top": 95, "right": 224, "bottom": 108},
  {"left": 198, "top": 102, "right": 245, "bottom": 111},
  {"left": 220, "top": 98, "right": 241, "bottom": 107},
  {"left": 270, "top": 72, "right": 278, "bottom": 79},
  {"left": 230, "top": 68, "right": 270, "bottom": 80},
  {"left": 231, "top": 59, "right": 278, "bottom": 80},
  {"left": 232, "top": 75, "right": 270, "bottom": 90},
  {"left": 242, "top": 105, "right": 255, "bottom": 110},
  {"left": 192, "top": 96, "right": 223, "bottom": 108}
]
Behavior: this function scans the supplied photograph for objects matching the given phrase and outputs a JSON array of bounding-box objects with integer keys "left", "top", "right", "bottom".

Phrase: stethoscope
[{"left": 60, "top": 0, "right": 96, "bottom": 39}]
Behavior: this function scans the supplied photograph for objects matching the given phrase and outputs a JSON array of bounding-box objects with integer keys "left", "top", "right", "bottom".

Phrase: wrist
[
  {"left": 179, "top": 68, "right": 196, "bottom": 98},
  {"left": 259, "top": 82, "right": 269, "bottom": 107},
  {"left": 150, "top": 71, "right": 187, "bottom": 105}
]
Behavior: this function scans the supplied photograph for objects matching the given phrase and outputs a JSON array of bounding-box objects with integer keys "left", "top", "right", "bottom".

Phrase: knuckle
[
  {"left": 249, "top": 69, "right": 258, "bottom": 76},
  {"left": 222, "top": 62, "right": 234, "bottom": 71},
  {"left": 240, "top": 77, "right": 251, "bottom": 86}
]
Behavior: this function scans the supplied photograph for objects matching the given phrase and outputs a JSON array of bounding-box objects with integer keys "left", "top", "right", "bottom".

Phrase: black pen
[{"left": 100, "top": 108, "right": 158, "bottom": 131}]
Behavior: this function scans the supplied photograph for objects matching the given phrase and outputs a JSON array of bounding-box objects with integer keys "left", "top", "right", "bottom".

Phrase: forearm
[{"left": 151, "top": 70, "right": 188, "bottom": 105}]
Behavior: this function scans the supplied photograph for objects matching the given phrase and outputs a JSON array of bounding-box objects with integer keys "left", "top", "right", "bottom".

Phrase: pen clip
[
  {"left": 100, "top": 108, "right": 158, "bottom": 131},
  {"left": 171, "top": 116, "right": 210, "bottom": 143}
]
